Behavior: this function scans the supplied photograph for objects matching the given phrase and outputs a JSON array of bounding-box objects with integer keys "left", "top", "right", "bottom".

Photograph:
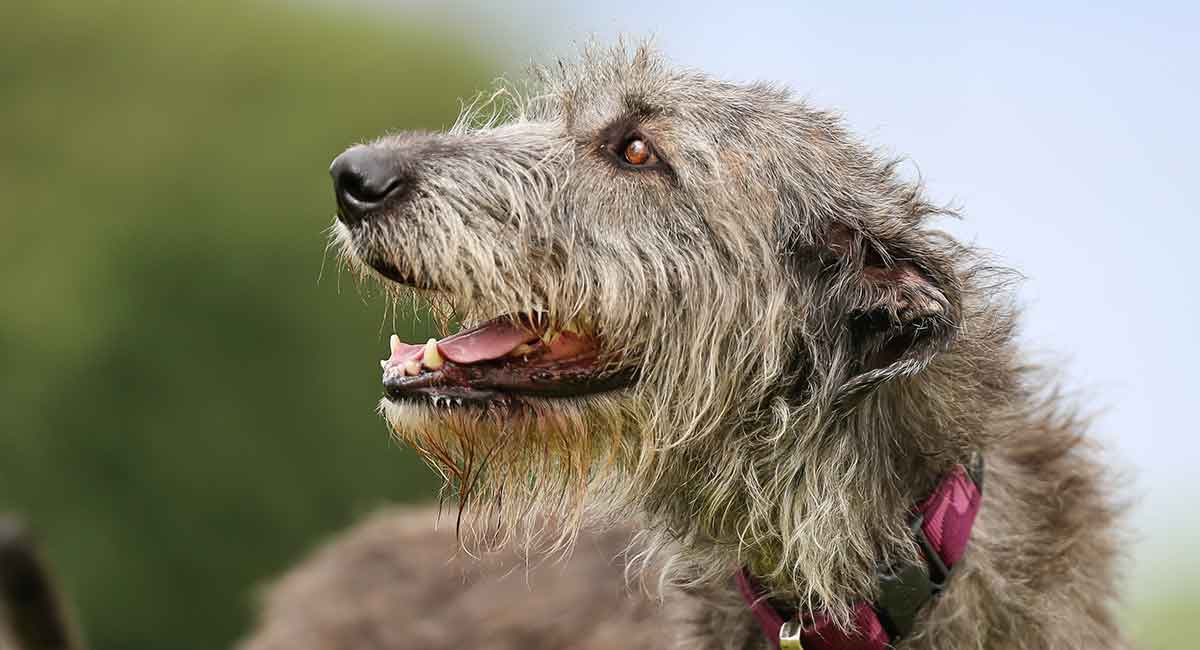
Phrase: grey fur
[
  {"left": 240, "top": 506, "right": 666, "bottom": 650},
  {"left": 248, "top": 43, "right": 1128, "bottom": 649}
]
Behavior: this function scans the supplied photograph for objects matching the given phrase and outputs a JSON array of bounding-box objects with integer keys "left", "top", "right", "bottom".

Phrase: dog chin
[
  {"left": 379, "top": 397, "right": 434, "bottom": 433},
  {"left": 380, "top": 393, "right": 516, "bottom": 430},
  {"left": 377, "top": 391, "right": 629, "bottom": 443}
]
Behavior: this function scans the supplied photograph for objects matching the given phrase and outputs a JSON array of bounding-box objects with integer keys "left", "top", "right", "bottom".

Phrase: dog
[{"left": 246, "top": 43, "right": 1127, "bottom": 649}]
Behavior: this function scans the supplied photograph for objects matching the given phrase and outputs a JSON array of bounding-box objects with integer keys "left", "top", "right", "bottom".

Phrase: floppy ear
[{"left": 825, "top": 223, "right": 961, "bottom": 409}]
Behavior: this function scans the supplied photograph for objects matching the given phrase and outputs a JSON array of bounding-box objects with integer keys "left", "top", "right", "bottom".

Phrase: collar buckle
[{"left": 779, "top": 616, "right": 805, "bottom": 649}]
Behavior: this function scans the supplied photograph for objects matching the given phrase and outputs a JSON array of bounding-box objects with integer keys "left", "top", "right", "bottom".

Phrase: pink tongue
[
  {"left": 387, "top": 341, "right": 424, "bottom": 366},
  {"left": 437, "top": 318, "right": 538, "bottom": 364}
]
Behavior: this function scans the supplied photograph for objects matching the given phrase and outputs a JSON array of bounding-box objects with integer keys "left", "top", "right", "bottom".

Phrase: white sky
[{"left": 354, "top": 0, "right": 1200, "bottom": 593}]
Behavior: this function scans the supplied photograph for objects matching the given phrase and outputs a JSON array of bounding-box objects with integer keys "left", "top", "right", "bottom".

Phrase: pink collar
[{"left": 737, "top": 460, "right": 984, "bottom": 649}]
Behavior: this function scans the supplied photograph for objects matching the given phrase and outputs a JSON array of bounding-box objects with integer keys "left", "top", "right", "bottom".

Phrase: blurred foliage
[
  {"left": 0, "top": 1, "right": 1195, "bottom": 649},
  {"left": 1130, "top": 588, "right": 1195, "bottom": 649},
  {"left": 0, "top": 1, "right": 494, "bottom": 648}
]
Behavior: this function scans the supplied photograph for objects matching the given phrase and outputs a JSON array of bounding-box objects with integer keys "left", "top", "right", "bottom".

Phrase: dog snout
[{"left": 330, "top": 145, "right": 411, "bottom": 225}]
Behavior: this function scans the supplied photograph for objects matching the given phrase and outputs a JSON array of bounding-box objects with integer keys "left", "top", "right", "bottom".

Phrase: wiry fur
[
  {"left": 239, "top": 506, "right": 667, "bottom": 650},
  {"left": 281, "top": 43, "right": 1127, "bottom": 649}
]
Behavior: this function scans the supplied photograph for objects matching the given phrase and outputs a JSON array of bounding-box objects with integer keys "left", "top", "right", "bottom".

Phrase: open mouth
[{"left": 381, "top": 312, "right": 634, "bottom": 406}]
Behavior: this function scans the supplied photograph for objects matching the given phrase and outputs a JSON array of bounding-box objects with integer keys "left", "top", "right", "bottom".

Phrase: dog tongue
[
  {"left": 388, "top": 340, "right": 424, "bottom": 366},
  {"left": 437, "top": 317, "right": 538, "bottom": 364}
]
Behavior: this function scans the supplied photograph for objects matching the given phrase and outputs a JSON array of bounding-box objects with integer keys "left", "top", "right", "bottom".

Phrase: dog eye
[{"left": 622, "top": 138, "right": 654, "bottom": 166}]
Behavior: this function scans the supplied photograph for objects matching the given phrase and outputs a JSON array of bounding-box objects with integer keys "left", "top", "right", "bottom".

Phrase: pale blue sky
[{"left": 360, "top": 0, "right": 1200, "bottom": 592}]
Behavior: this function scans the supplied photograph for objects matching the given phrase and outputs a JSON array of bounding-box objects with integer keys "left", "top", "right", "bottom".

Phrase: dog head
[{"left": 331, "top": 45, "right": 999, "bottom": 604}]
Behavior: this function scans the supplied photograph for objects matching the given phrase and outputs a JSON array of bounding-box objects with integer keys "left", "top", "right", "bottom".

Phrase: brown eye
[{"left": 623, "top": 138, "right": 652, "bottom": 166}]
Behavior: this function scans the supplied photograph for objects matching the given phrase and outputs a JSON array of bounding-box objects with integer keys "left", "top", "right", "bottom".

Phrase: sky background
[{"left": 363, "top": 0, "right": 1200, "bottom": 595}]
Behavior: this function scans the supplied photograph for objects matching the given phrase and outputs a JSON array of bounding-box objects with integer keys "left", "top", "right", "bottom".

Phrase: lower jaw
[
  {"left": 383, "top": 374, "right": 635, "bottom": 409},
  {"left": 385, "top": 386, "right": 513, "bottom": 408}
]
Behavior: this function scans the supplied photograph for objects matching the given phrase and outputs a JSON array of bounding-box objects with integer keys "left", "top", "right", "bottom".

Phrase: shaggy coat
[{"left": 246, "top": 44, "right": 1127, "bottom": 649}]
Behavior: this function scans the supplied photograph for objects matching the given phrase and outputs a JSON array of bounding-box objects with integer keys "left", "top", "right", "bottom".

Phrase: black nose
[{"left": 330, "top": 145, "right": 408, "bottom": 225}]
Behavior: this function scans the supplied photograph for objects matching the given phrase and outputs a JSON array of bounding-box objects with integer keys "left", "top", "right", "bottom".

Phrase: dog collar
[{"left": 737, "top": 457, "right": 984, "bottom": 650}]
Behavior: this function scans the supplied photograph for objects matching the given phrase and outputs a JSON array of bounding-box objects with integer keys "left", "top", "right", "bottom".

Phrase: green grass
[
  {"left": 0, "top": 2, "right": 495, "bottom": 648},
  {"left": 1126, "top": 569, "right": 1200, "bottom": 649}
]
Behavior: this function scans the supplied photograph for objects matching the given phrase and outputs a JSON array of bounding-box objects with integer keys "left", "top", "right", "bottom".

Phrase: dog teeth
[
  {"left": 422, "top": 338, "right": 444, "bottom": 369},
  {"left": 540, "top": 329, "right": 560, "bottom": 345},
  {"left": 380, "top": 359, "right": 389, "bottom": 369},
  {"left": 390, "top": 334, "right": 402, "bottom": 354},
  {"left": 403, "top": 360, "right": 421, "bottom": 376}
]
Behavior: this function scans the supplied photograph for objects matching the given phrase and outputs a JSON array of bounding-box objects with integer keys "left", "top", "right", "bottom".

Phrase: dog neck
[
  {"left": 629, "top": 336, "right": 1007, "bottom": 633},
  {"left": 736, "top": 457, "right": 984, "bottom": 649}
]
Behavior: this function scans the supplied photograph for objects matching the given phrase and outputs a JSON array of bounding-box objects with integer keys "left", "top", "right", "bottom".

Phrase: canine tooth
[
  {"left": 540, "top": 329, "right": 559, "bottom": 345},
  {"left": 422, "top": 338, "right": 444, "bottom": 369},
  {"left": 390, "top": 334, "right": 402, "bottom": 354},
  {"left": 404, "top": 360, "right": 421, "bottom": 376},
  {"left": 380, "top": 359, "right": 389, "bottom": 369}
]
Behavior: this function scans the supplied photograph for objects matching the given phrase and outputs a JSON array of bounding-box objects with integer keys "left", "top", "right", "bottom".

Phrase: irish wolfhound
[{"left": 250, "top": 44, "right": 1127, "bottom": 649}]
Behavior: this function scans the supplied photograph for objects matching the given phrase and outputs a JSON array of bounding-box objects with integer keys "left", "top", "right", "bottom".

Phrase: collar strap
[{"left": 737, "top": 457, "right": 984, "bottom": 650}]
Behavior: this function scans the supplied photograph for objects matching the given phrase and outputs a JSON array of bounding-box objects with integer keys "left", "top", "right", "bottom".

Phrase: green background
[
  {"left": 0, "top": 1, "right": 1191, "bottom": 648},
  {"left": 0, "top": 1, "right": 478, "bottom": 648}
]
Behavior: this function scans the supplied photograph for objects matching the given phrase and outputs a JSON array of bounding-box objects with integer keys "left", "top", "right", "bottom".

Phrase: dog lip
[
  {"left": 383, "top": 371, "right": 506, "bottom": 404},
  {"left": 362, "top": 257, "right": 438, "bottom": 290},
  {"left": 382, "top": 355, "right": 636, "bottom": 403},
  {"left": 335, "top": 208, "right": 439, "bottom": 290}
]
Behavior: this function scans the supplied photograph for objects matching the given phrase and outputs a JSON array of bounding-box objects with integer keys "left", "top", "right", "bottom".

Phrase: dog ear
[{"left": 824, "top": 223, "right": 961, "bottom": 409}]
